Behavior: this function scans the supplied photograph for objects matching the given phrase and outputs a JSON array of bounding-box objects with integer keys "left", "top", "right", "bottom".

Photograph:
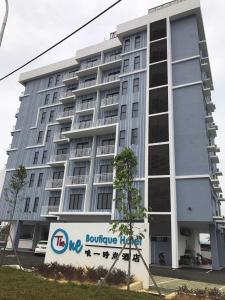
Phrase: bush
[
  {"left": 176, "top": 285, "right": 225, "bottom": 299},
  {"left": 35, "top": 263, "right": 132, "bottom": 285}
]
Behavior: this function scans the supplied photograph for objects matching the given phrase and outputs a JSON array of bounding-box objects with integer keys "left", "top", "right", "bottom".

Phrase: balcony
[
  {"left": 66, "top": 175, "right": 89, "bottom": 186},
  {"left": 213, "top": 184, "right": 222, "bottom": 194},
  {"left": 53, "top": 132, "right": 70, "bottom": 144},
  {"left": 45, "top": 179, "right": 63, "bottom": 190},
  {"left": 218, "top": 194, "right": 225, "bottom": 202},
  {"left": 41, "top": 205, "right": 59, "bottom": 217},
  {"left": 209, "top": 154, "right": 219, "bottom": 164},
  {"left": 94, "top": 173, "right": 113, "bottom": 185},
  {"left": 59, "top": 90, "right": 76, "bottom": 104},
  {"left": 56, "top": 110, "right": 74, "bottom": 123},
  {"left": 96, "top": 145, "right": 115, "bottom": 158},
  {"left": 70, "top": 148, "right": 92, "bottom": 160},
  {"left": 76, "top": 101, "right": 95, "bottom": 114},
  {"left": 48, "top": 154, "right": 69, "bottom": 166},
  {"left": 76, "top": 60, "right": 101, "bottom": 77},
  {"left": 215, "top": 168, "right": 223, "bottom": 177},
  {"left": 63, "top": 116, "right": 118, "bottom": 138},
  {"left": 74, "top": 79, "right": 97, "bottom": 96},
  {"left": 210, "top": 175, "right": 219, "bottom": 186},
  {"left": 101, "top": 55, "right": 122, "bottom": 70},
  {"left": 63, "top": 72, "right": 79, "bottom": 85},
  {"left": 207, "top": 144, "right": 220, "bottom": 153},
  {"left": 207, "top": 123, "right": 218, "bottom": 138},
  {"left": 205, "top": 96, "right": 216, "bottom": 113},
  {"left": 205, "top": 114, "right": 213, "bottom": 124},
  {"left": 202, "top": 72, "right": 212, "bottom": 89},
  {"left": 99, "top": 73, "right": 120, "bottom": 90},
  {"left": 101, "top": 95, "right": 119, "bottom": 110},
  {"left": 104, "top": 54, "right": 121, "bottom": 64}
]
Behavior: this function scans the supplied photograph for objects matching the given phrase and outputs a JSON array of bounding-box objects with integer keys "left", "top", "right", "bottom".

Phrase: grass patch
[{"left": 0, "top": 267, "right": 160, "bottom": 300}]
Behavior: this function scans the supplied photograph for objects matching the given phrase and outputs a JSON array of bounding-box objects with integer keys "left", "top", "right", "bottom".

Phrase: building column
[
  {"left": 209, "top": 224, "right": 220, "bottom": 270},
  {"left": 6, "top": 220, "right": 20, "bottom": 250}
]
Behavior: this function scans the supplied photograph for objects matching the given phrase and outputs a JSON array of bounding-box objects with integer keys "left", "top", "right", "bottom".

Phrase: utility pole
[{"left": 0, "top": 0, "right": 9, "bottom": 47}]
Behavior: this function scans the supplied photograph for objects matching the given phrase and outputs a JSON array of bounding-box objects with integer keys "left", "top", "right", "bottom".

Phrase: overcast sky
[{"left": 0, "top": 0, "right": 225, "bottom": 213}]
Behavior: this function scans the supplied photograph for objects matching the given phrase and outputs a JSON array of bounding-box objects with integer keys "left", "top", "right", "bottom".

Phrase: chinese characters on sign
[{"left": 84, "top": 248, "right": 140, "bottom": 262}]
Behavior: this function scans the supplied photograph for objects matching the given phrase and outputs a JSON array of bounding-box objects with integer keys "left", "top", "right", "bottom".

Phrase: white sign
[{"left": 45, "top": 222, "right": 149, "bottom": 288}]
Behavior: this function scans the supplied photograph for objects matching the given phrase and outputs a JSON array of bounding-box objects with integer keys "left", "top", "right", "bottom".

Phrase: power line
[{"left": 0, "top": 0, "right": 122, "bottom": 81}]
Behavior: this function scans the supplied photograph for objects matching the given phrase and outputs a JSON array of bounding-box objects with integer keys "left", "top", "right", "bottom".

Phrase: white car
[{"left": 34, "top": 241, "right": 48, "bottom": 255}]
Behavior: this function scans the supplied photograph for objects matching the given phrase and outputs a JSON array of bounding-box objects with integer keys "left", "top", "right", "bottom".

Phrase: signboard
[{"left": 45, "top": 222, "right": 149, "bottom": 288}]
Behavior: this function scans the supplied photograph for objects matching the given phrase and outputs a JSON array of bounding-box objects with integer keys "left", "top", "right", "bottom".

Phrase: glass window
[
  {"left": 148, "top": 144, "right": 170, "bottom": 175},
  {"left": 37, "top": 131, "right": 43, "bottom": 144},
  {"left": 120, "top": 105, "right": 127, "bottom": 120},
  {"left": 47, "top": 76, "right": 53, "bottom": 88},
  {"left": 149, "top": 114, "right": 169, "bottom": 143},
  {"left": 131, "top": 128, "right": 138, "bottom": 145},
  {"left": 37, "top": 173, "right": 43, "bottom": 187},
  {"left": 53, "top": 171, "right": 64, "bottom": 179},
  {"left": 97, "top": 193, "right": 112, "bottom": 209},
  {"left": 150, "top": 19, "right": 167, "bottom": 41},
  {"left": 150, "top": 39, "right": 167, "bottom": 63},
  {"left": 122, "top": 81, "right": 128, "bottom": 95},
  {"left": 52, "top": 91, "right": 58, "bottom": 103},
  {"left": 55, "top": 74, "right": 61, "bottom": 85},
  {"left": 49, "top": 110, "right": 55, "bottom": 123},
  {"left": 69, "top": 194, "right": 82, "bottom": 210},
  {"left": 44, "top": 94, "right": 50, "bottom": 105},
  {"left": 124, "top": 38, "right": 130, "bottom": 52},
  {"left": 133, "top": 78, "right": 139, "bottom": 93},
  {"left": 149, "top": 87, "right": 168, "bottom": 114},
  {"left": 29, "top": 173, "right": 35, "bottom": 187},
  {"left": 123, "top": 59, "right": 129, "bottom": 73},
  {"left": 40, "top": 111, "right": 46, "bottom": 124},
  {"left": 134, "top": 56, "right": 140, "bottom": 70},
  {"left": 41, "top": 150, "right": 48, "bottom": 164},
  {"left": 46, "top": 130, "right": 51, "bottom": 142},
  {"left": 132, "top": 102, "right": 138, "bottom": 118},
  {"left": 100, "top": 164, "right": 113, "bottom": 174},
  {"left": 48, "top": 196, "right": 60, "bottom": 206},
  {"left": 119, "top": 130, "right": 126, "bottom": 147},
  {"left": 135, "top": 35, "right": 141, "bottom": 49},
  {"left": 57, "top": 148, "right": 68, "bottom": 155},
  {"left": 24, "top": 198, "right": 30, "bottom": 213},
  {"left": 148, "top": 178, "right": 170, "bottom": 212},
  {"left": 149, "top": 62, "right": 167, "bottom": 88},
  {"left": 73, "top": 167, "right": 86, "bottom": 176},
  {"left": 33, "top": 152, "right": 39, "bottom": 164},
  {"left": 33, "top": 197, "right": 39, "bottom": 213}
]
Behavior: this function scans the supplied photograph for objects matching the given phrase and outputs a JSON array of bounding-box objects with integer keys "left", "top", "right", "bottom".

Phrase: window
[
  {"left": 40, "top": 111, "right": 46, "bottom": 124},
  {"left": 102, "top": 139, "right": 115, "bottom": 146},
  {"left": 37, "top": 131, "right": 43, "bottom": 144},
  {"left": 149, "top": 87, "right": 168, "bottom": 114},
  {"left": 131, "top": 128, "right": 138, "bottom": 145},
  {"left": 97, "top": 193, "right": 112, "bottom": 209},
  {"left": 124, "top": 39, "right": 130, "bottom": 52},
  {"left": 150, "top": 39, "right": 167, "bottom": 63},
  {"left": 41, "top": 150, "right": 48, "bottom": 164},
  {"left": 150, "top": 19, "right": 167, "bottom": 41},
  {"left": 123, "top": 59, "right": 129, "bottom": 73},
  {"left": 33, "top": 197, "right": 39, "bottom": 213},
  {"left": 53, "top": 171, "right": 64, "bottom": 179},
  {"left": 24, "top": 197, "right": 30, "bottom": 213},
  {"left": 46, "top": 130, "right": 51, "bottom": 142},
  {"left": 148, "top": 144, "right": 170, "bottom": 175},
  {"left": 122, "top": 81, "right": 128, "bottom": 95},
  {"left": 52, "top": 91, "right": 58, "bottom": 103},
  {"left": 135, "top": 35, "right": 141, "bottom": 49},
  {"left": 47, "top": 76, "right": 53, "bottom": 88},
  {"left": 44, "top": 94, "right": 50, "bottom": 105},
  {"left": 73, "top": 167, "right": 86, "bottom": 176},
  {"left": 49, "top": 110, "right": 55, "bottom": 122},
  {"left": 33, "top": 152, "right": 39, "bottom": 164},
  {"left": 48, "top": 196, "right": 60, "bottom": 206},
  {"left": 148, "top": 178, "right": 170, "bottom": 212},
  {"left": 76, "top": 142, "right": 88, "bottom": 150},
  {"left": 69, "top": 194, "right": 82, "bottom": 210},
  {"left": 57, "top": 148, "right": 68, "bottom": 155},
  {"left": 132, "top": 102, "right": 138, "bottom": 118},
  {"left": 120, "top": 105, "right": 127, "bottom": 120},
  {"left": 149, "top": 62, "right": 167, "bottom": 88},
  {"left": 29, "top": 173, "right": 35, "bottom": 187},
  {"left": 100, "top": 164, "right": 113, "bottom": 174},
  {"left": 119, "top": 130, "right": 125, "bottom": 147},
  {"left": 55, "top": 74, "right": 61, "bottom": 85},
  {"left": 37, "top": 173, "right": 43, "bottom": 187},
  {"left": 134, "top": 56, "right": 140, "bottom": 70},
  {"left": 133, "top": 78, "right": 139, "bottom": 93},
  {"left": 149, "top": 114, "right": 169, "bottom": 143}
]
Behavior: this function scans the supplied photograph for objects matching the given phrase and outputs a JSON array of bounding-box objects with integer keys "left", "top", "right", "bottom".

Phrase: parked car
[{"left": 34, "top": 241, "right": 48, "bottom": 255}]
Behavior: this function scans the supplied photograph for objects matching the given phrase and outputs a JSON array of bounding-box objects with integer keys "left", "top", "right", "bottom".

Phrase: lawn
[{"left": 0, "top": 267, "right": 161, "bottom": 300}]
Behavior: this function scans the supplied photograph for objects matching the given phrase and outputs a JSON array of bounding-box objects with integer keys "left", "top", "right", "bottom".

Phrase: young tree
[
  {"left": 0, "top": 165, "right": 27, "bottom": 266},
  {"left": 111, "top": 147, "right": 147, "bottom": 290}
]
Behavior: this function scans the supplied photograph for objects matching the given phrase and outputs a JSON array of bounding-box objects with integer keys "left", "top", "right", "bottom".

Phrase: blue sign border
[{"left": 51, "top": 228, "right": 69, "bottom": 254}]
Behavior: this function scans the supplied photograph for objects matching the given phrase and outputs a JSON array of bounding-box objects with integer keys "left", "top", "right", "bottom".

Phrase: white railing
[
  {"left": 81, "top": 60, "right": 100, "bottom": 70},
  {"left": 101, "top": 95, "right": 119, "bottom": 107},
  {"left": 97, "top": 116, "right": 118, "bottom": 126},
  {"left": 70, "top": 148, "right": 92, "bottom": 158},
  {"left": 76, "top": 101, "right": 95, "bottom": 111},
  {"left": 104, "top": 54, "right": 121, "bottom": 63},
  {"left": 97, "top": 145, "right": 115, "bottom": 155},
  {"left": 79, "top": 80, "right": 97, "bottom": 89},
  {"left": 73, "top": 120, "right": 93, "bottom": 130},
  {"left": 95, "top": 173, "right": 113, "bottom": 183},
  {"left": 103, "top": 73, "right": 120, "bottom": 83},
  {"left": 148, "top": 0, "right": 187, "bottom": 13},
  {"left": 41, "top": 205, "right": 59, "bottom": 215},
  {"left": 53, "top": 132, "right": 68, "bottom": 141},
  {"left": 49, "top": 154, "right": 68, "bottom": 162},
  {"left": 66, "top": 175, "right": 89, "bottom": 185},
  {"left": 57, "top": 109, "right": 74, "bottom": 119},
  {"left": 59, "top": 90, "right": 74, "bottom": 99},
  {"left": 46, "top": 179, "right": 63, "bottom": 189},
  {"left": 63, "top": 72, "right": 78, "bottom": 81}
]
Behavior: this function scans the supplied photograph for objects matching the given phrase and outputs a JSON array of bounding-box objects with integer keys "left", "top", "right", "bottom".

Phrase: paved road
[{"left": 1, "top": 251, "right": 225, "bottom": 286}]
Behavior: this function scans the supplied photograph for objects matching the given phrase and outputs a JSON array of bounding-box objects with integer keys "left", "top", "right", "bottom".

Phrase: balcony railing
[
  {"left": 74, "top": 120, "right": 93, "bottom": 130},
  {"left": 79, "top": 80, "right": 96, "bottom": 89},
  {"left": 49, "top": 154, "right": 69, "bottom": 163},
  {"left": 41, "top": 205, "right": 59, "bottom": 215},
  {"left": 104, "top": 54, "right": 121, "bottom": 63},
  {"left": 103, "top": 73, "right": 119, "bottom": 83},
  {"left": 53, "top": 132, "right": 68, "bottom": 141},
  {"left": 97, "top": 116, "right": 118, "bottom": 126},
  {"left": 57, "top": 109, "right": 74, "bottom": 119},
  {"left": 59, "top": 90, "right": 74, "bottom": 99},
  {"left": 63, "top": 72, "right": 78, "bottom": 81},
  {"left": 101, "top": 95, "right": 119, "bottom": 107},
  {"left": 76, "top": 101, "right": 95, "bottom": 112},
  {"left": 95, "top": 173, "right": 113, "bottom": 183},
  {"left": 81, "top": 60, "right": 100, "bottom": 70},
  {"left": 66, "top": 175, "right": 89, "bottom": 185},
  {"left": 46, "top": 179, "right": 63, "bottom": 189},
  {"left": 70, "top": 148, "right": 92, "bottom": 158},
  {"left": 97, "top": 145, "right": 115, "bottom": 155}
]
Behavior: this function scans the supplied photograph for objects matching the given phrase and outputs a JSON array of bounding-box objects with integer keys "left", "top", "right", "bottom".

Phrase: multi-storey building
[{"left": 0, "top": 0, "right": 225, "bottom": 270}]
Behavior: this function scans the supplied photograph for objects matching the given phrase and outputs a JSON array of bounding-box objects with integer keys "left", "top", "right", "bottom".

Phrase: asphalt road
[{"left": 1, "top": 251, "right": 225, "bottom": 286}]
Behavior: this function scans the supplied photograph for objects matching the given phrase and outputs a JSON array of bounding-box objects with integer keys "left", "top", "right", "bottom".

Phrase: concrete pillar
[
  {"left": 217, "top": 230, "right": 225, "bottom": 267},
  {"left": 6, "top": 220, "right": 20, "bottom": 250},
  {"left": 209, "top": 224, "right": 220, "bottom": 270}
]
